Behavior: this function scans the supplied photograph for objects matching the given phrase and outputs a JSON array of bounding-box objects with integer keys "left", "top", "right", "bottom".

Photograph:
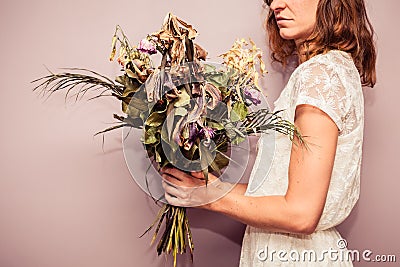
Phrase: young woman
[{"left": 161, "top": 0, "right": 376, "bottom": 265}]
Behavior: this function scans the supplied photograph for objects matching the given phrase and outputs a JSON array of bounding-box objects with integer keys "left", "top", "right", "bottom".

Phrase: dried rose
[
  {"left": 138, "top": 39, "right": 157, "bottom": 55},
  {"left": 244, "top": 87, "right": 261, "bottom": 105}
]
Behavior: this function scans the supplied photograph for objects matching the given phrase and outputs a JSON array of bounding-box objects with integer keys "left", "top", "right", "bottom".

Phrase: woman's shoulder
[
  {"left": 298, "top": 50, "right": 357, "bottom": 74},
  {"left": 291, "top": 50, "right": 360, "bottom": 87}
]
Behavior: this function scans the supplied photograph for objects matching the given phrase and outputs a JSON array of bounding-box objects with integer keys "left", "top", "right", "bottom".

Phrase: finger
[
  {"left": 162, "top": 167, "right": 192, "bottom": 181},
  {"left": 160, "top": 166, "right": 169, "bottom": 173},
  {"left": 162, "top": 173, "right": 182, "bottom": 185},
  {"left": 203, "top": 172, "right": 218, "bottom": 183},
  {"left": 164, "top": 193, "right": 180, "bottom": 206},
  {"left": 160, "top": 168, "right": 183, "bottom": 182},
  {"left": 162, "top": 181, "right": 188, "bottom": 199},
  {"left": 161, "top": 180, "right": 175, "bottom": 192},
  {"left": 160, "top": 166, "right": 176, "bottom": 175},
  {"left": 161, "top": 180, "right": 177, "bottom": 194},
  {"left": 164, "top": 173, "right": 205, "bottom": 189},
  {"left": 191, "top": 171, "right": 205, "bottom": 179},
  {"left": 165, "top": 192, "right": 191, "bottom": 207}
]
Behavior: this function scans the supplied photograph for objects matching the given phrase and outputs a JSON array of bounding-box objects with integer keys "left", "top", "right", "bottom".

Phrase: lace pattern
[{"left": 240, "top": 50, "right": 364, "bottom": 266}]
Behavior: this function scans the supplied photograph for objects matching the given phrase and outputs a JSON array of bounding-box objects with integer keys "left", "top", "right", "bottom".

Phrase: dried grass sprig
[{"left": 32, "top": 68, "right": 124, "bottom": 102}]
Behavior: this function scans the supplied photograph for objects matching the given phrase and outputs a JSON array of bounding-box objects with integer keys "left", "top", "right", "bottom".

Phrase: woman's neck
[{"left": 296, "top": 42, "right": 310, "bottom": 64}]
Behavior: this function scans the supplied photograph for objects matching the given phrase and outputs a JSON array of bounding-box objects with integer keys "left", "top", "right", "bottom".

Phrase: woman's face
[{"left": 269, "top": 0, "right": 319, "bottom": 44}]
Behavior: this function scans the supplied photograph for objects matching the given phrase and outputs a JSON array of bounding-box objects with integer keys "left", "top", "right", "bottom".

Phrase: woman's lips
[{"left": 275, "top": 16, "right": 291, "bottom": 25}]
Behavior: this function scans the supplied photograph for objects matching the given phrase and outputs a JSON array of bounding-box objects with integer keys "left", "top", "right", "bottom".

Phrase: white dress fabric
[{"left": 240, "top": 50, "right": 364, "bottom": 266}]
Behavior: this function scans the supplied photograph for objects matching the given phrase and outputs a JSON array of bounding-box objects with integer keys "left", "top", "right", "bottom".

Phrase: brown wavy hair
[{"left": 265, "top": 0, "right": 377, "bottom": 87}]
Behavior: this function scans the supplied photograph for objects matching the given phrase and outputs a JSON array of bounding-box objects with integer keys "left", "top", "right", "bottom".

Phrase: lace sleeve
[{"left": 294, "top": 60, "right": 350, "bottom": 132}]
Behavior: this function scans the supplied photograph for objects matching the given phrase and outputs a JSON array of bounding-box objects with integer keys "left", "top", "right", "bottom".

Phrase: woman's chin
[
  {"left": 278, "top": 32, "right": 294, "bottom": 41},
  {"left": 278, "top": 29, "right": 301, "bottom": 42}
]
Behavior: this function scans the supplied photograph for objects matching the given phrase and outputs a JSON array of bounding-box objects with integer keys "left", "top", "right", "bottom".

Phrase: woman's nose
[{"left": 270, "top": 0, "right": 286, "bottom": 11}]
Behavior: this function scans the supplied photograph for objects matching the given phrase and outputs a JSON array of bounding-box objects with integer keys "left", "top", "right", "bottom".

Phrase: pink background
[{"left": 0, "top": 0, "right": 398, "bottom": 266}]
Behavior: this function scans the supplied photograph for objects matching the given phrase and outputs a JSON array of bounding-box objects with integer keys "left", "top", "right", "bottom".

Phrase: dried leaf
[
  {"left": 230, "top": 101, "right": 248, "bottom": 122},
  {"left": 194, "top": 43, "right": 208, "bottom": 61},
  {"left": 144, "top": 126, "right": 160, "bottom": 144},
  {"left": 204, "top": 83, "right": 221, "bottom": 110},
  {"left": 115, "top": 74, "right": 141, "bottom": 96},
  {"left": 145, "top": 112, "right": 165, "bottom": 127},
  {"left": 174, "top": 107, "right": 188, "bottom": 116},
  {"left": 109, "top": 35, "right": 117, "bottom": 61},
  {"left": 175, "top": 15, "right": 198, "bottom": 39},
  {"left": 174, "top": 89, "right": 190, "bottom": 107}
]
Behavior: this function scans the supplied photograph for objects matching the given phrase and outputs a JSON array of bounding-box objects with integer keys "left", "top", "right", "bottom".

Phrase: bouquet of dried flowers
[{"left": 33, "top": 13, "right": 302, "bottom": 267}]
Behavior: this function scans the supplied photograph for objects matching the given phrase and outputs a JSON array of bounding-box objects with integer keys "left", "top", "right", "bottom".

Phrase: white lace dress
[{"left": 240, "top": 50, "right": 364, "bottom": 266}]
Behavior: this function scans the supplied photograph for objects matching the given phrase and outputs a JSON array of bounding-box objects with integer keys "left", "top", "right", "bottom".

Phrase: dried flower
[
  {"left": 138, "top": 38, "right": 157, "bottom": 55},
  {"left": 244, "top": 87, "right": 261, "bottom": 105},
  {"left": 188, "top": 123, "right": 199, "bottom": 141},
  {"left": 109, "top": 35, "right": 118, "bottom": 61},
  {"left": 219, "top": 38, "right": 267, "bottom": 91},
  {"left": 200, "top": 126, "right": 215, "bottom": 139},
  {"left": 204, "top": 83, "right": 222, "bottom": 110},
  {"left": 183, "top": 123, "right": 199, "bottom": 150}
]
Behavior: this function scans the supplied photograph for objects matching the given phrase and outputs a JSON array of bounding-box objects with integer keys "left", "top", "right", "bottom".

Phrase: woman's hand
[{"left": 160, "top": 167, "right": 227, "bottom": 208}]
